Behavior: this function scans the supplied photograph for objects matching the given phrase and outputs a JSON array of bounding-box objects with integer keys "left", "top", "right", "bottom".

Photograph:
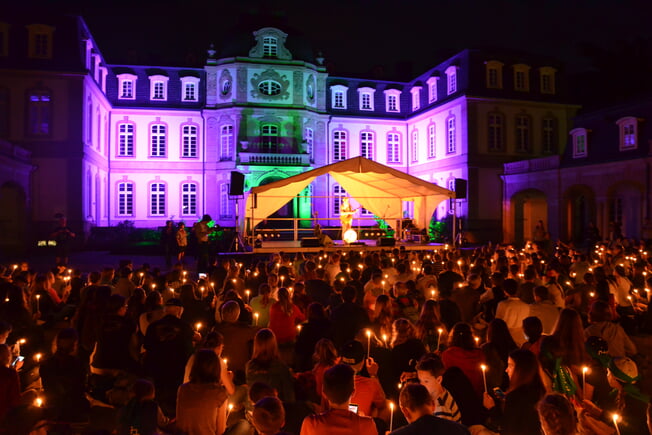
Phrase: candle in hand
[
  {"left": 612, "top": 413, "right": 621, "bottom": 435},
  {"left": 582, "top": 366, "right": 589, "bottom": 400},
  {"left": 254, "top": 312, "right": 259, "bottom": 326},
  {"left": 480, "top": 364, "right": 488, "bottom": 393},
  {"left": 365, "top": 329, "right": 372, "bottom": 359},
  {"left": 195, "top": 322, "right": 202, "bottom": 332},
  {"left": 389, "top": 401, "right": 395, "bottom": 432}
]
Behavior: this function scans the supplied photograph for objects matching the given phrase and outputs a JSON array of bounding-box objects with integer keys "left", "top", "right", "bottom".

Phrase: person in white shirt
[
  {"left": 529, "top": 286, "right": 561, "bottom": 334},
  {"left": 495, "top": 279, "right": 531, "bottom": 346}
]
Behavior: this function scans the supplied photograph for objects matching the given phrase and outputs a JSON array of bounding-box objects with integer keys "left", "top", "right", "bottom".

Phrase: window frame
[
  {"left": 333, "top": 184, "right": 346, "bottom": 216},
  {"left": 446, "top": 116, "right": 456, "bottom": 155},
  {"left": 539, "top": 67, "right": 556, "bottom": 94},
  {"left": 117, "top": 73, "right": 137, "bottom": 100},
  {"left": 220, "top": 183, "right": 234, "bottom": 219},
  {"left": 513, "top": 64, "right": 531, "bottom": 92},
  {"left": 27, "top": 88, "right": 52, "bottom": 137},
  {"left": 149, "top": 181, "right": 166, "bottom": 217},
  {"left": 542, "top": 117, "right": 556, "bottom": 154},
  {"left": 261, "top": 124, "right": 280, "bottom": 153},
  {"left": 485, "top": 60, "right": 504, "bottom": 89},
  {"left": 384, "top": 89, "right": 401, "bottom": 113},
  {"left": 26, "top": 24, "right": 54, "bottom": 59},
  {"left": 426, "top": 77, "right": 439, "bottom": 103},
  {"left": 220, "top": 124, "right": 234, "bottom": 161},
  {"left": 116, "top": 121, "right": 135, "bottom": 157},
  {"left": 387, "top": 131, "right": 401, "bottom": 164},
  {"left": 149, "top": 75, "right": 169, "bottom": 101},
  {"left": 304, "top": 127, "right": 314, "bottom": 162},
  {"left": 333, "top": 129, "right": 347, "bottom": 161},
  {"left": 262, "top": 36, "right": 278, "bottom": 58},
  {"left": 180, "top": 76, "right": 200, "bottom": 102},
  {"left": 411, "top": 129, "right": 419, "bottom": 162},
  {"left": 445, "top": 66, "right": 458, "bottom": 95},
  {"left": 428, "top": 123, "right": 436, "bottom": 159},
  {"left": 149, "top": 122, "right": 167, "bottom": 158},
  {"left": 487, "top": 112, "right": 505, "bottom": 152},
  {"left": 331, "top": 85, "right": 348, "bottom": 109},
  {"left": 570, "top": 128, "right": 588, "bottom": 158},
  {"left": 180, "top": 182, "right": 198, "bottom": 217},
  {"left": 181, "top": 123, "right": 199, "bottom": 158},
  {"left": 360, "top": 130, "right": 375, "bottom": 160},
  {"left": 357, "top": 87, "right": 375, "bottom": 111},
  {"left": 515, "top": 114, "right": 531, "bottom": 153},
  {"left": 411, "top": 86, "right": 421, "bottom": 111},
  {"left": 617, "top": 117, "right": 638, "bottom": 151},
  {"left": 116, "top": 181, "right": 134, "bottom": 217}
]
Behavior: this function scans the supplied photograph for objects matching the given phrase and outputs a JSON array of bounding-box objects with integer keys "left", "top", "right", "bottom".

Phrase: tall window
[
  {"left": 181, "top": 183, "right": 197, "bottom": 216},
  {"left": 333, "top": 184, "right": 346, "bottom": 215},
  {"left": 333, "top": 91, "right": 344, "bottom": 109},
  {"left": 184, "top": 82, "right": 196, "bottom": 101},
  {"left": 427, "top": 77, "right": 438, "bottom": 103},
  {"left": 86, "top": 101, "right": 92, "bottom": 144},
  {"left": 360, "top": 131, "right": 374, "bottom": 160},
  {"left": 361, "top": 93, "right": 372, "bottom": 110},
  {"left": 333, "top": 130, "right": 347, "bottom": 161},
  {"left": 387, "top": 132, "right": 401, "bottom": 163},
  {"left": 220, "top": 183, "right": 233, "bottom": 218},
  {"left": 118, "top": 123, "right": 134, "bottom": 156},
  {"left": 428, "top": 124, "right": 436, "bottom": 158},
  {"left": 411, "top": 130, "right": 419, "bottom": 162},
  {"left": 263, "top": 36, "right": 278, "bottom": 57},
  {"left": 411, "top": 88, "right": 421, "bottom": 111},
  {"left": 152, "top": 82, "right": 165, "bottom": 100},
  {"left": 488, "top": 113, "right": 504, "bottom": 152},
  {"left": 445, "top": 66, "right": 458, "bottom": 95},
  {"left": 150, "top": 124, "right": 166, "bottom": 157},
  {"left": 447, "top": 117, "right": 456, "bottom": 154},
  {"left": 220, "top": 125, "right": 234, "bottom": 160},
  {"left": 34, "top": 34, "right": 49, "bottom": 57},
  {"left": 28, "top": 90, "right": 51, "bottom": 136},
  {"left": 571, "top": 128, "right": 588, "bottom": 158},
  {"left": 513, "top": 65, "right": 530, "bottom": 91},
  {"left": 539, "top": 67, "right": 556, "bottom": 94},
  {"left": 485, "top": 60, "right": 504, "bottom": 89},
  {"left": 121, "top": 80, "right": 134, "bottom": 99},
  {"left": 488, "top": 69, "right": 498, "bottom": 87},
  {"left": 515, "top": 114, "right": 530, "bottom": 152},
  {"left": 150, "top": 183, "right": 166, "bottom": 216},
  {"left": 618, "top": 117, "right": 638, "bottom": 150},
  {"left": 181, "top": 124, "right": 198, "bottom": 158},
  {"left": 304, "top": 127, "right": 314, "bottom": 162},
  {"left": 117, "top": 182, "right": 134, "bottom": 216},
  {"left": 261, "top": 124, "right": 279, "bottom": 153},
  {"left": 542, "top": 117, "right": 556, "bottom": 153},
  {"left": 387, "top": 95, "right": 398, "bottom": 112}
]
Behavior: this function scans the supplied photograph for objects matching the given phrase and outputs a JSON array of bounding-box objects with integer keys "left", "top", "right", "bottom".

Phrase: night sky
[{"left": 13, "top": 0, "right": 652, "bottom": 107}]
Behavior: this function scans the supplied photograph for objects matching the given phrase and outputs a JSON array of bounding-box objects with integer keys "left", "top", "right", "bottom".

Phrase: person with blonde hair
[{"left": 537, "top": 394, "right": 579, "bottom": 435}]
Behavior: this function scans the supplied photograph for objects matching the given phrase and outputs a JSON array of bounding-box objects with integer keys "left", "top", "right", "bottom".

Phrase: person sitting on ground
[
  {"left": 252, "top": 396, "right": 286, "bottom": 435},
  {"left": 339, "top": 340, "right": 387, "bottom": 420},
  {"left": 117, "top": 379, "right": 170, "bottom": 435},
  {"left": 415, "top": 354, "right": 461, "bottom": 422},
  {"left": 390, "top": 383, "right": 469, "bottom": 434},
  {"left": 536, "top": 393, "right": 579, "bottom": 435},
  {"left": 299, "top": 364, "right": 377, "bottom": 435}
]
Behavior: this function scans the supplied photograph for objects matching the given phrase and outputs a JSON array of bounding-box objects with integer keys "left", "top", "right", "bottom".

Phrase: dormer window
[
  {"left": 485, "top": 60, "right": 504, "bottom": 89},
  {"left": 331, "top": 85, "right": 348, "bottom": 109},
  {"left": 26, "top": 24, "right": 55, "bottom": 59},
  {"left": 617, "top": 117, "right": 639, "bottom": 150},
  {"left": 411, "top": 86, "right": 422, "bottom": 111},
  {"left": 426, "top": 76, "right": 439, "bottom": 103},
  {"left": 149, "top": 75, "right": 169, "bottom": 101},
  {"left": 263, "top": 36, "right": 277, "bottom": 57},
  {"left": 539, "top": 67, "right": 556, "bottom": 94},
  {"left": 570, "top": 128, "right": 588, "bottom": 158},
  {"left": 180, "top": 76, "right": 200, "bottom": 102},
  {"left": 357, "top": 87, "right": 375, "bottom": 111},
  {"left": 513, "top": 64, "right": 531, "bottom": 91},
  {"left": 445, "top": 66, "right": 458, "bottom": 95},
  {"left": 117, "top": 73, "right": 137, "bottom": 100},
  {"left": 384, "top": 89, "right": 401, "bottom": 113}
]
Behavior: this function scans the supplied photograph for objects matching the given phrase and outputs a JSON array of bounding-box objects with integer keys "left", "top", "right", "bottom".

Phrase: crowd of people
[{"left": 0, "top": 238, "right": 651, "bottom": 434}]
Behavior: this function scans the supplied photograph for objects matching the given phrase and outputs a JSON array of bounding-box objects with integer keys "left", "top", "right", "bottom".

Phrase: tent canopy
[{"left": 245, "top": 156, "right": 455, "bottom": 231}]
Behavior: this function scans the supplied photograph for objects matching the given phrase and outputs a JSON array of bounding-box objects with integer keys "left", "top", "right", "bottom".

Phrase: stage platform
[{"left": 251, "top": 239, "right": 446, "bottom": 254}]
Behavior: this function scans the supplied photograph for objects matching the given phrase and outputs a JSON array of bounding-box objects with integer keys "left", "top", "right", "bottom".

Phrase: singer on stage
[{"left": 339, "top": 197, "right": 356, "bottom": 234}]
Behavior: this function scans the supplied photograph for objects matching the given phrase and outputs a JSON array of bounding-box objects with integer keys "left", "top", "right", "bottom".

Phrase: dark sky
[{"left": 15, "top": 0, "right": 652, "bottom": 103}]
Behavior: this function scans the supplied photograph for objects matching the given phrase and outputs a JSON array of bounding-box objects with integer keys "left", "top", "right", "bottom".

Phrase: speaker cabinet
[
  {"left": 229, "top": 171, "right": 245, "bottom": 196},
  {"left": 376, "top": 237, "right": 396, "bottom": 247},
  {"left": 454, "top": 178, "right": 467, "bottom": 199},
  {"left": 301, "top": 237, "right": 321, "bottom": 247}
]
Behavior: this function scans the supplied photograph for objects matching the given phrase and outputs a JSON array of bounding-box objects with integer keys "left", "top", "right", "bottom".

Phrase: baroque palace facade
[{"left": 0, "top": 14, "right": 582, "bottom": 252}]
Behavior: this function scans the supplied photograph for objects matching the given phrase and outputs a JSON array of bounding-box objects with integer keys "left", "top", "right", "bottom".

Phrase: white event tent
[{"left": 244, "top": 157, "right": 455, "bottom": 235}]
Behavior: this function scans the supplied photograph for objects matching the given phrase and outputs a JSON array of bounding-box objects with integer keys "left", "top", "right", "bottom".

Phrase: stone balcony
[
  {"left": 239, "top": 152, "right": 311, "bottom": 166},
  {"left": 504, "top": 155, "right": 560, "bottom": 174}
]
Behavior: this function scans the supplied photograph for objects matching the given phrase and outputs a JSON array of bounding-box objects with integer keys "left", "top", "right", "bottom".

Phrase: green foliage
[{"left": 429, "top": 218, "right": 447, "bottom": 242}]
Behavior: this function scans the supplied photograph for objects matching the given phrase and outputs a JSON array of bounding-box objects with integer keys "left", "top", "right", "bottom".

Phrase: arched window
[
  {"left": 261, "top": 124, "right": 279, "bottom": 153},
  {"left": 181, "top": 183, "right": 197, "bottom": 216}
]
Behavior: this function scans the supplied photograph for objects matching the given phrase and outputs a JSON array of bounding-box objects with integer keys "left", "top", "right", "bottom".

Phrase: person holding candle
[
  {"left": 213, "top": 301, "right": 259, "bottom": 386},
  {"left": 389, "top": 319, "right": 426, "bottom": 384},
  {"left": 339, "top": 340, "right": 387, "bottom": 421},
  {"left": 250, "top": 283, "right": 277, "bottom": 328},
  {"left": 482, "top": 349, "right": 546, "bottom": 435},
  {"left": 414, "top": 299, "right": 447, "bottom": 353},
  {"left": 370, "top": 294, "right": 394, "bottom": 340},
  {"left": 584, "top": 300, "right": 637, "bottom": 358},
  {"left": 441, "top": 323, "right": 486, "bottom": 399},
  {"left": 389, "top": 383, "right": 469, "bottom": 434},
  {"left": 268, "top": 288, "right": 306, "bottom": 364},
  {"left": 299, "top": 364, "right": 377, "bottom": 435}
]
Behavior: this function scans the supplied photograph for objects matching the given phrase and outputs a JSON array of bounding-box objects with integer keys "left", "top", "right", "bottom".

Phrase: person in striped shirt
[{"left": 416, "top": 354, "right": 461, "bottom": 422}]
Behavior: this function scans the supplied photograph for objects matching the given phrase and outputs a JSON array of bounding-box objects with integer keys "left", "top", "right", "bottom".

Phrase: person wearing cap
[
  {"left": 300, "top": 364, "right": 377, "bottom": 435},
  {"left": 143, "top": 297, "right": 197, "bottom": 416},
  {"left": 390, "top": 383, "right": 469, "bottom": 435},
  {"left": 339, "top": 340, "right": 387, "bottom": 420},
  {"left": 581, "top": 356, "right": 650, "bottom": 435}
]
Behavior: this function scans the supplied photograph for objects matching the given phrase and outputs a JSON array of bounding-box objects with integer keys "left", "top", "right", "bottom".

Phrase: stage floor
[{"left": 251, "top": 239, "right": 446, "bottom": 254}]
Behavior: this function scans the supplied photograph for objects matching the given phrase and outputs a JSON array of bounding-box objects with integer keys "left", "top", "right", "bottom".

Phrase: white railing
[{"left": 239, "top": 152, "right": 310, "bottom": 166}]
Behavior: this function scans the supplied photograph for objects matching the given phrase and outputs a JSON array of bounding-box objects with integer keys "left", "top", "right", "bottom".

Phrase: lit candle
[
  {"left": 612, "top": 413, "right": 621, "bottom": 435},
  {"left": 389, "top": 401, "right": 395, "bottom": 432},
  {"left": 35, "top": 397, "right": 43, "bottom": 408},
  {"left": 474, "top": 336, "right": 480, "bottom": 346},
  {"left": 227, "top": 403, "right": 234, "bottom": 420},
  {"left": 382, "top": 334, "right": 388, "bottom": 348},
  {"left": 589, "top": 292, "right": 595, "bottom": 298},
  {"left": 366, "top": 329, "right": 372, "bottom": 359},
  {"left": 627, "top": 295, "right": 635, "bottom": 308},
  {"left": 36, "top": 294, "right": 41, "bottom": 312},
  {"left": 195, "top": 322, "right": 202, "bottom": 332},
  {"left": 431, "top": 289, "right": 436, "bottom": 299},
  {"left": 296, "top": 324, "right": 302, "bottom": 333},
  {"left": 245, "top": 289, "right": 251, "bottom": 303},
  {"left": 480, "top": 364, "right": 488, "bottom": 393},
  {"left": 223, "top": 358, "right": 228, "bottom": 367},
  {"left": 34, "top": 353, "right": 42, "bottom": 363},
  {"left": 210, "top": 282, "right": 215, "bottom": 290},
  {"left": 254, "top": 312, "right": 259, "bottom": 326},
  {"left": 582, "top": 366, "right": 589, "bottom": 400},
  {"left": 436, "top": 328, "right": 444, "bottom": 352}
]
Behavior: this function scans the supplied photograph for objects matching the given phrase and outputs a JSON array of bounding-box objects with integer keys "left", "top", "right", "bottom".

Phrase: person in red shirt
[
  {"left": 300, "top": 364, "right": 378, "bottom": 435},
  {"left": 268, "top": 287, "right": 305, "bottom": 345},
  {"left": 441, "top": 322, "right": 486, "bottom": 399},
  {"left": 339, "top": 340, "right": 387, "bottom": 419}
]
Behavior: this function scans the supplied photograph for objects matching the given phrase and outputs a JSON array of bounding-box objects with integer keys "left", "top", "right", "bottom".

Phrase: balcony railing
[
  {"left": 504, "top": 155, "right": 560, "bottom": 174},
  {"left": 239, "top": 152, "right": 310, "bottom": 166}
]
